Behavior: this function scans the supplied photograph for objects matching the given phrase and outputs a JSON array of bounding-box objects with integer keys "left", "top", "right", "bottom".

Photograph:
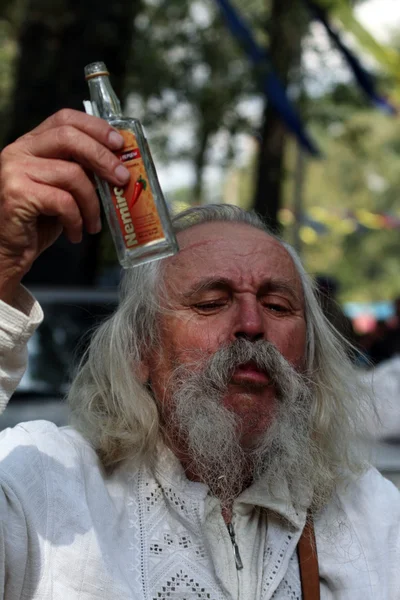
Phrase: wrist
[{"left": 0, "top": 262, "right": 26, "bottom": 308}]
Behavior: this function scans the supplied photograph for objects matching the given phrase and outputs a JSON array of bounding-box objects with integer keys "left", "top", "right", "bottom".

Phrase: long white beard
[{"left": 160, "top": 339, "right": 327, "bottom": 512}]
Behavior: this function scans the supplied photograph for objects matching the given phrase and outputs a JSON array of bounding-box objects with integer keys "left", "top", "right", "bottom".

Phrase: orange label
[{"left": 110, "top": 130, "right": 165, "bottom": 249}]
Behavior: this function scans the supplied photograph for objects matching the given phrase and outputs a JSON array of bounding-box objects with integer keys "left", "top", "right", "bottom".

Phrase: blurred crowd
[
  {"left": 357, "top": 298, "right": 400, "bottom": 367},
  {"left": 315, "top": 275, "right": 400, "bottom": 369},
  {"left": 316, "top": 276, "right": 400, "bottom": 441}
]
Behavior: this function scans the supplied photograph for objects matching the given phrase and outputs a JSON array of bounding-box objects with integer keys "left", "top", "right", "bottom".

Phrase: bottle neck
[{"left": 87, "top": 75, "right": 123, "bottom": 120}]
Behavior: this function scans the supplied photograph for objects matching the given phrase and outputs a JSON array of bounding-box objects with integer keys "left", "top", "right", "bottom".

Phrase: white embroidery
[
  {"left": 151, "top": 569, "right": 218, "bottom": 600},
  {"left": 123, "top": 461, "right": 303, "bottom": 599},
  {"left": 272, "top": 552, "right": 302, "bottom": 599}
]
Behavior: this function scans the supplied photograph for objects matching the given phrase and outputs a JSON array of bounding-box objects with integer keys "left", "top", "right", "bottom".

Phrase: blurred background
[{"left": 1, "top": 0, "right": 400, "bottom": 483}]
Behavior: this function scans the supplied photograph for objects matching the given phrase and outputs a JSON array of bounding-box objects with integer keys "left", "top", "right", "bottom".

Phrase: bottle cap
[{"left": 84, "top": 62, "right": 109, "bottom": 80}]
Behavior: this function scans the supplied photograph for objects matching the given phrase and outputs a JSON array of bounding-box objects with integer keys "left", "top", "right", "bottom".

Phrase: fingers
[
  {"left": 24, "top": 126, "right": 130, "bottom": 187},
  {"left": 15, "top": 109, "right": 130, "bottom": 187},
  {"left": 29, "top": 181, "right": 85, "bottom": 244},
  {"left": 3, "top": 176, "right": 84, "bottom": 245},
  {"left": 28, "top": 157, "right": 102, "bottom": 235},
  {"left": 1, "top": 151, "right": 103, "bottom": 243},
  {"left": 0, "top": 109, "right": 127, "bottom": 289},
  {"left": 30, "top": 109, "right": 123, "bottom": 151}
]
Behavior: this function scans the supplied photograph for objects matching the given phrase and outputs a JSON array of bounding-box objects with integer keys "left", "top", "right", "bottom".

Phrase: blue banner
[
  {"left": 305, "top": 0, "right": 397, "bottom": 115},
  {"left": 214, "top": 0, "right": 321, "bottom": 155}
]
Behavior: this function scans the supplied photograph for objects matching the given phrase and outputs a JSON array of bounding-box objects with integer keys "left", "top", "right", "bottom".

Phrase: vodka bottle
[{"left": 84, "top": 61, "right": 178, "bottom": 268}]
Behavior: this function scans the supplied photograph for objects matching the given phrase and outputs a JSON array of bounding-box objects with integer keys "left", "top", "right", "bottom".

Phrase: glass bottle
[{"left": 84, "top": 61, "right": 178, "bottom": 268}]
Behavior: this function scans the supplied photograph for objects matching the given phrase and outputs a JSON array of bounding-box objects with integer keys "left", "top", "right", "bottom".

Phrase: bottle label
[{"left": 110, "top": 130, "right": 165, "bottom": 249}]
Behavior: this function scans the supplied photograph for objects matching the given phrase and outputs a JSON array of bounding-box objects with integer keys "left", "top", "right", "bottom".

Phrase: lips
[{"left": 231, "top": 361, "right": 271, "bottom": 386}]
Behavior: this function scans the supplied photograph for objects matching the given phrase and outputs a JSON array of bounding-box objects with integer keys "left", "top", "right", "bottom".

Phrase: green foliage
[
  {"left": 123, "top": 0, "right": 266, "bottom": 202},
  {"left": 0, "top": 21, "right": 15, "bottom": 113},
  {"left": 0, "top": 0, "right": 27, "bottom": 144},
  {"left": 287, "top": 102, "right": 400, "bottom": 302}
]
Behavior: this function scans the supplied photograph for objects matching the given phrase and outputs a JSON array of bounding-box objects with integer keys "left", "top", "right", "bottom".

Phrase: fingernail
[
  {"left": 95, "top": 217, "right": 102, "bottom": 233},
  {"left": 108, "top": 130, "right": 124, "bottom": 149},
  {"left": 89, "top": 217, "right": 102, "bottom": 234},
  {"left": 115, "top": 164, "right": 130, "bottom": 184},
  {"left": 71, "top": 232, "right": 82, "bottom": 244}
]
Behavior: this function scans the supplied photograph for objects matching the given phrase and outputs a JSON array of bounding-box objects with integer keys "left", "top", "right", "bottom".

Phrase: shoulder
[
  {"left": 0, "top": 419, "right": 93, "bottom": 456},
  {"left": 0, "top": 421, "right": 106, "bottom": 584},
  {"left": 319, "top": 466, "right": 400, "bottom": 541},
  {"left": 337, "top": 466, "right": 400, "bottom": 523},
  {"left": 316, "top": 467, "right": 400, "bottom": 596},
  {"left": 0, "top": 420, "right": 100, "bottom": 491}
]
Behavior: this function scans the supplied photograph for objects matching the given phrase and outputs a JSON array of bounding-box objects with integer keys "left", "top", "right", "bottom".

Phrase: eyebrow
[
  {"left": 182, "top": 277, "right": 301, "bottom": 303},
  {"left": 182, "top": 278, "right": 233, "bottom": 298}
]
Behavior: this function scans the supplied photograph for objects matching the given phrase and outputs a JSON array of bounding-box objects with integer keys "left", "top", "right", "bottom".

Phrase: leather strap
[{"left": 297, "top": 517, "right": 320, "bottom": 600}]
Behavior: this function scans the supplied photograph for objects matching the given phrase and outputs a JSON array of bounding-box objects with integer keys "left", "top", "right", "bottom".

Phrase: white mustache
[{"left": 197, "top": 338, "right": 302, "bottom": 398}]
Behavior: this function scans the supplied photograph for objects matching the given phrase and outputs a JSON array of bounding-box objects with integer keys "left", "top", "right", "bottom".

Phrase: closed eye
[
  {"left": 264, "top": 303, "right": 290, "bottom": 313},
  {"left": 193, "top": 302, "right": 226, "bottom": 313}
]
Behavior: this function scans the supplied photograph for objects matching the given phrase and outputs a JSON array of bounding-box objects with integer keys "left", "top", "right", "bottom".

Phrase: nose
[{"left": 232, "top": 296, "right": 265, "bottom": 342}]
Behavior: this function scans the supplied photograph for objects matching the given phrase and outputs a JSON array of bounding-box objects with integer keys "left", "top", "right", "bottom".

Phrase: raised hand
[{"left": 0, "top": 109, "right": 130, "bottom": 304}]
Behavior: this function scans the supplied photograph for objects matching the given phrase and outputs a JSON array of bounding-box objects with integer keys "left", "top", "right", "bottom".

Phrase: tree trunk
[
  {"left": 5, "top": 0, "right": 141, "bottom": 286},
  {"left": 292, "top": 144, "right": 306, "bottom": 255},
  {"left": 253, "top": 0, "right": 308, "bottom": 232},
  {"left": 6, "top": 0, "right": 140, "bottom": 143},
  {"left": 193, "top": 126, "right": 211, "bottom": 205}
]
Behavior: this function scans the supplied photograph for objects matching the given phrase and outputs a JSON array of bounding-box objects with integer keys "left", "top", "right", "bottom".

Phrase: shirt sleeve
[
  {"left": 0, "top": 286, "right": 43, "bottom": 414},
  {"left": 0, "top": 479, "right": 30, "bottom": 598},
  {"left": 0, "top": 423, "right": 51, "bottom": 599}
]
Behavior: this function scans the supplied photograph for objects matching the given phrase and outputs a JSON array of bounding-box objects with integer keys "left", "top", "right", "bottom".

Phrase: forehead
[{"left": 165, "top": 221, "right": 303, "bottom": 297}]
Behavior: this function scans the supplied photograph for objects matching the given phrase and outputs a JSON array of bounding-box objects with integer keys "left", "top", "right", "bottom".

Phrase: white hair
[{"left": 68, "top": 204, "right": 372, "bottom": 493}]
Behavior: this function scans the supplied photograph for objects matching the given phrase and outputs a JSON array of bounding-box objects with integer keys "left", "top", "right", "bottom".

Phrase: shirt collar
[
  {"left": 235, "top": 473, "right": 310, "bottom": 530},
  {"left": 152, "top": 442, "right": 310, "bottom": 530}
]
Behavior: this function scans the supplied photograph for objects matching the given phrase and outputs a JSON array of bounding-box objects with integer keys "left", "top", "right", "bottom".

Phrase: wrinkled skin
[{"left": 144, "top": 222, "right": 307, "bottom": 447}]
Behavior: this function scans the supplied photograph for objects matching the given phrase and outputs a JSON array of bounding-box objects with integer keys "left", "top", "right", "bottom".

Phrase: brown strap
[{"left": 297, "top": 517, "right": 320, "bottom": 600}]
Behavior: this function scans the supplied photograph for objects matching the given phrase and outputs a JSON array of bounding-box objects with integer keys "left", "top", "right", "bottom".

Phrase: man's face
[{"left": 146, "top": 222, "right": 307, "bottom": 442}]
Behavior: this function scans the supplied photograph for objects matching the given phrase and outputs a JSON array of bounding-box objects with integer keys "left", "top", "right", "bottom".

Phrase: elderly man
[{"left": 0, "top": 110, "right": 399, "bottom": 600}]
